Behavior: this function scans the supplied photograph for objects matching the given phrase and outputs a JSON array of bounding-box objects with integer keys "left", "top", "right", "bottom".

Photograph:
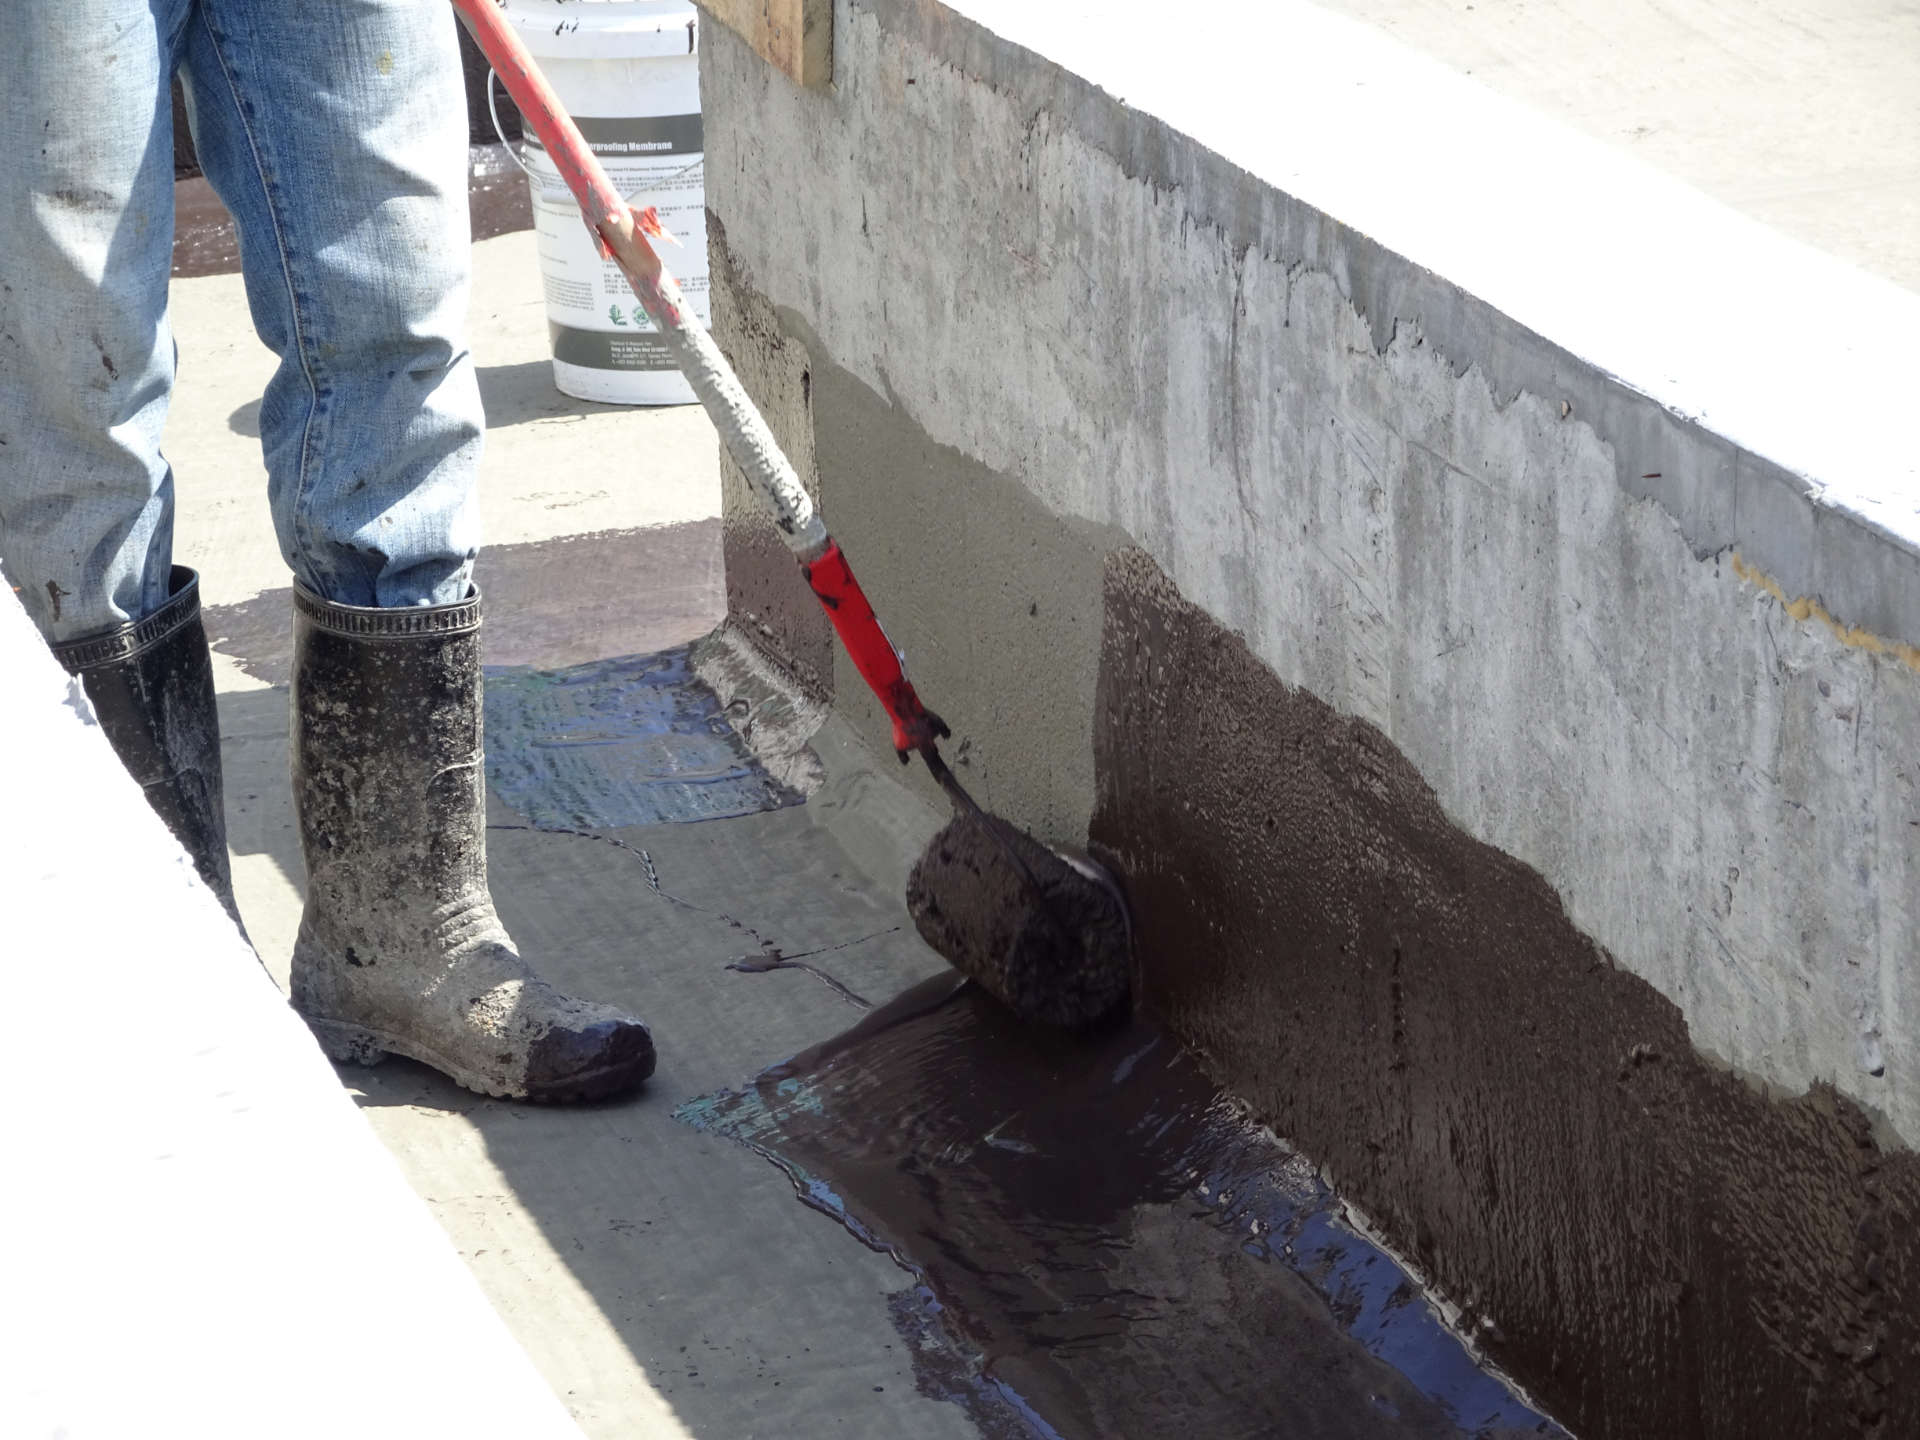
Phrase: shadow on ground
[
  {"left": 204, "top": 522, "right": 724, "bottom": 687},
  {"left": 225, "top": 361, "right": 632, "bottom": 442},
  {"left": 477, "top": 360, "right": 634, "bottom": 430}
]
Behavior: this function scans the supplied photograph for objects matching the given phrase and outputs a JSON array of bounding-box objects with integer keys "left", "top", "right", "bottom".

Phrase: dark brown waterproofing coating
[
  {"left": 1089, "top": 546, "right": 1919, "bottom": 1440},
  {"left": 684, "top": 974, "right": 1556, "bottom": 1438}
]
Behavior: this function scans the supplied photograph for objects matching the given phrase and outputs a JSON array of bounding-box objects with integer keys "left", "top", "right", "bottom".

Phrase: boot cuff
[
  {"left": 50, "top": 566, "right": 203, "bottom": 673},
  {"left": 293, "top": 583, "right": 482, "bottom": 640}
]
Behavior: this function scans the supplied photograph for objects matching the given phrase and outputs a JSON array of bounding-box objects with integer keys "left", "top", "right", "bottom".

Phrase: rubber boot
[
  {"left": 51, "top": 566, "right": 241, "bottom": 923},
  {"left": 287, "top": 582, "right": 656, "bottom": 1102}
]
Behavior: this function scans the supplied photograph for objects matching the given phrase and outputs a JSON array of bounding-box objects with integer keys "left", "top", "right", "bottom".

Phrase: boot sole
[{"left": 304, "top": 1016, "right": 653, "bottom": 1105}]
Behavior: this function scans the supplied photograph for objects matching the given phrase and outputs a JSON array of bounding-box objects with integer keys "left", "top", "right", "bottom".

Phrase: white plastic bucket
[{"left": 499, "top": 0, "right": 707, "bottom": 406}]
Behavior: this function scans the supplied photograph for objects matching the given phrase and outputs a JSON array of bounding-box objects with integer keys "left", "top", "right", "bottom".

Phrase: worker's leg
[
  {"left": 0, "top": 0, "right": 187, "bottom": 641},
  {"left": 0, "top": 3, "right": 240, "bottom": 921},
  {"left": 183, "top": 0, "right": 654, "bottom": 1100},
  {"left": 178, "top": 0, "right": 482, "bottom": 607}
]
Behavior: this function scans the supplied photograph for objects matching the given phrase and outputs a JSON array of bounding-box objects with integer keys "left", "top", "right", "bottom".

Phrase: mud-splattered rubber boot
[
  {"left": 287, "top": 582, "right": 656, "bottom": 1102},
  {"left": 51, "top": 566, "right": 241, "bottom": 924}
]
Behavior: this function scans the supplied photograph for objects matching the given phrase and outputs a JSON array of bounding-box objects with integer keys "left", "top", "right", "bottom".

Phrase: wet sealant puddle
[
  {"left": 676, "top": 976, "right": 1566, "bottom": 1438},
  {"left": 483, "top": 645, "right": 802, "bottom": 829}
]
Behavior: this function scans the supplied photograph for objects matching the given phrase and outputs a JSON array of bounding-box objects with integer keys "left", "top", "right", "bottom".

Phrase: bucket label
[
  {"left": 528, "top": 112, "right": 709, "bottom": 374},
  {"left": 526, "top": 113, "right": 704, "bottom": 158},
  {"left": 548, "top": 323, "right": 675, "bottom": 371}
]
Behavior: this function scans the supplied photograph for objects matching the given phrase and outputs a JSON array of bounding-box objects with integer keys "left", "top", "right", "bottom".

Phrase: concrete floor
[
  {"left": 1313, "top": 0, "right": 1920, "bottom": 292},
  {"left": 168, "top": 230, "right": 975, "bottom": 1439}
]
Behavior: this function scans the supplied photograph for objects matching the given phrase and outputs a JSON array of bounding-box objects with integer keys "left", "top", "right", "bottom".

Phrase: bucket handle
[{"left": 487, "top": 69, "right": 543, "bottom": 183}]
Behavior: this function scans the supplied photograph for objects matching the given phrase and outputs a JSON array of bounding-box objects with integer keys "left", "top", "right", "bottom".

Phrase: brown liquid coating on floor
[{"left": 679, "top": 974, "right": 1560, "bottom": 1439}]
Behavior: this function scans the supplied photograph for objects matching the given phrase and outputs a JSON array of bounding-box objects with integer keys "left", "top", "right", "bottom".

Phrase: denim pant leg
[
  {"left": 0, "top": 0, "right": 192, "bottom": 643},
  {"left": 180, "top": 0, "right": 483, "bottom": 609}
]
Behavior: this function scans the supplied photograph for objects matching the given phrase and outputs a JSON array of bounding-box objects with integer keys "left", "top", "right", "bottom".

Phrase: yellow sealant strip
[{"left": 1731, "top": 553, "right": 1920, "bottom": 675}]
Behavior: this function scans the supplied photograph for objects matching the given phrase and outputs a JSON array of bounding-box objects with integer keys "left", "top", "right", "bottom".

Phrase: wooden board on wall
[{"left": 697, "top": 0, "right": 832, "bottom": 88}]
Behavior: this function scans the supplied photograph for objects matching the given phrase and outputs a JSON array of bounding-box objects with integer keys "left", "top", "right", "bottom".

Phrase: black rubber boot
[
  {"left": 287, "top": 581, "right": 656, "bottom": 1102},
  {"left": 51, "top": 566, "right": 240, "bottom": 922}
]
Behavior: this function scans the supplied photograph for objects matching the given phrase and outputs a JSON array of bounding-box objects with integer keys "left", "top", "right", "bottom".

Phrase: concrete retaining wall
[{"left": 697, "top": 0, "right": 1920, "bottom": 1430}]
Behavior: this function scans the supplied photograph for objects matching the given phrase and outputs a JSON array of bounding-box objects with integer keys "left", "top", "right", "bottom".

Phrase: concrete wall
[{"left": 698, "top": 0, "right": 1920, "bottom": 1430}]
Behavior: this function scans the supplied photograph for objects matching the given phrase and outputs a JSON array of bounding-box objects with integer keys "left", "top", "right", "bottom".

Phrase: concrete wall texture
[{"left": 699, "top": 0, "right": 1920, "bottom": 1429}]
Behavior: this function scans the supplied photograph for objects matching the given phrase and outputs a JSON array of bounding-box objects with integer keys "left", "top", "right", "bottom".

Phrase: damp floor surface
[{"left": 172, "top": 226, "right": 1559, "bottom": 1439}]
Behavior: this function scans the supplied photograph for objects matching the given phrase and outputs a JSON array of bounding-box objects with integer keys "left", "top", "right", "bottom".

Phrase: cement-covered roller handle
[{"left": 451, "top": 0, "right": 825, "bottom": 553}]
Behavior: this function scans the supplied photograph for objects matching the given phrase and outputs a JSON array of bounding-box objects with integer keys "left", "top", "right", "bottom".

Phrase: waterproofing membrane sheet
[{"left": 484, "top": 646, "right": 803, "bottom": 829}]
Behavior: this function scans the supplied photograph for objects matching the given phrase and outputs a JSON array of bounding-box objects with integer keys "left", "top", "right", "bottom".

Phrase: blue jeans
[{"left": 0, "top": 0, "right": 483, "bottom": 644}]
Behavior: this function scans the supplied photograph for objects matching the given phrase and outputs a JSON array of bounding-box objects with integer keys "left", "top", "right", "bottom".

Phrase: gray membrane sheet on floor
[
  {"left": 484, "top": 646, "right": 802, "bottom": 829},
  {"left": 676, "top": 977, "right": 1564, "bottom": 1440}
]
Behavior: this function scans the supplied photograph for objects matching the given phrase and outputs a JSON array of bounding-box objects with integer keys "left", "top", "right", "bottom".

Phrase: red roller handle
[{"left": 803, "top": 541, "right": 948, "bottom": 760}]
